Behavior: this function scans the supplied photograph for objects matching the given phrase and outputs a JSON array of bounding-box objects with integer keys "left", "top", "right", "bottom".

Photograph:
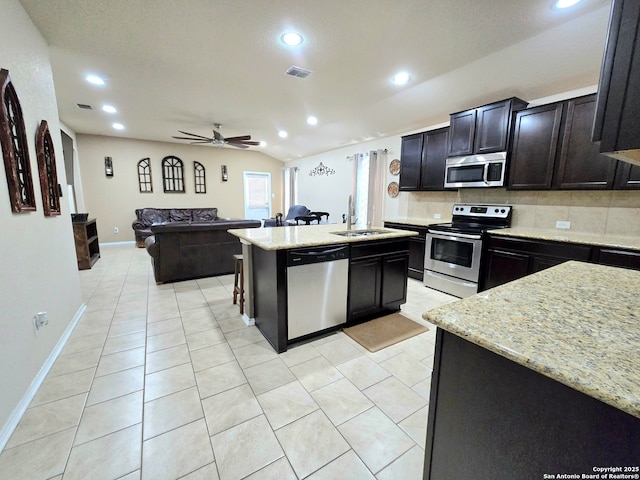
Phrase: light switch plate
[{"left": 556, "top": 220, "right": 571, "bottom": 229}]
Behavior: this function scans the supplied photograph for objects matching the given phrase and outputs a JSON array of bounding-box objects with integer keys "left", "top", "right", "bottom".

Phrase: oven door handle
[{"left": 427, "top": 230, "right": 482, "bottom": 240}]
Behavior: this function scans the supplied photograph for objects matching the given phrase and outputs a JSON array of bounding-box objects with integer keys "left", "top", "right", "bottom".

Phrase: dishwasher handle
[{"left": 287, "top": 245, "right": 349, "bottom": 266}]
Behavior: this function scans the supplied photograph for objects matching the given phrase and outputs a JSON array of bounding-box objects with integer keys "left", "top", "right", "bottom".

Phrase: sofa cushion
[
  {"left": 138, "top": 208, "right": 170, "bottom": 225},
  {"left": 191, "top": 208, "right": 218, "bottom": 222},
  {"left": 169, "top": 208, "right": 191, "bottom": 222}
]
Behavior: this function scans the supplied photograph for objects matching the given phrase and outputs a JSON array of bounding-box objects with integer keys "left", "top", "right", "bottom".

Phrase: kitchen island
[
  {"left": 228, "top": 224, "right": 417, "bottom": 352},
  {"left": 422, "top": 261, "right": 640, "bottom": 479}
]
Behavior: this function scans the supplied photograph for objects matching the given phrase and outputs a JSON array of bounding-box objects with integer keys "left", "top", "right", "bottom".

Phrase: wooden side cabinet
[
  {"left": 399, "top": 127, "right": 450, "bottom": 191},
  {"left": 73, "top": 218, "right": 100, "bottom": 270}
]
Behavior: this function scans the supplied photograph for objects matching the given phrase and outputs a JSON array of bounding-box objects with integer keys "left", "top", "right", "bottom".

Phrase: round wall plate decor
[
  {"left": 387, "top": 181, "right": 399, "bottom": 197},
  {"left": 389, "top": 158, "right": 401, "bottom": 175}
]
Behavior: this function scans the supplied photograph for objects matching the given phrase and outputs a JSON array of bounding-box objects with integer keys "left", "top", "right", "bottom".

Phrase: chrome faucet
[{"left": 347, "top": 194, "right": 355, "bottom": 230}]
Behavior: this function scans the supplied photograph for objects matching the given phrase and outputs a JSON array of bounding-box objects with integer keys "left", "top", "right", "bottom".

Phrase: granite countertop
[
  {"left": 492, "top": 227, "right": 640, "bottom": 251},
  {"left": 228, "top": 223, "right": 417, "bottom": 250},
  {"left": 423, "top": 261, "right": 640, "bottom": 419}
]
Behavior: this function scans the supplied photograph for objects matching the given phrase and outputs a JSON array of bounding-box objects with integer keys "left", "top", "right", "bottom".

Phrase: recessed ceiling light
[
  {"left": 554, "top": 0, "right": 581, "bottom": 8},
  {"left": 112, "top": 122, "right": 124, "bottom": 130},
  {"left": 259, "top": 141, "right": 267, "bottom": 147},
  {"left": 278, "top": 130, "right": 288, "bottom": 138},
  {"left": 86, "top": 74, "right": 105, "bottom": 86},
  {"left": 307, "top": 116, "right": 318, "bottom": 126},
  {"left": 391, "top": 71, "right": 411, "bottom": 85},
  {"left": 102, "top": 104, "right": 117, "bottom": 114},
  {"left": 281, "top": 32, "right": 303, "bottom": 46}
]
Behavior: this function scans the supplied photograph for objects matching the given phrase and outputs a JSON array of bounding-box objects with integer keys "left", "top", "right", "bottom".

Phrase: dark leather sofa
[
  {"left": 132, "top": 207, "right": 221, "bottom": 247},
  {"left": 144, "top": 219, "right": 261, "bottom": 284}
]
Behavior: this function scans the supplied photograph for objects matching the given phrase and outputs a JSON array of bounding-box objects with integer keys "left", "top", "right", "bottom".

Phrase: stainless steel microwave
[{"left": 444, "top": 152, "right": 507, "bottom": 188}]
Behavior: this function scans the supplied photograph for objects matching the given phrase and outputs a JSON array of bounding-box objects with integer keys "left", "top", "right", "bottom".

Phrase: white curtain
[
  {"left": 282, "top": 166, "right": 298, "bottom": 214},
  {"left": 352, "top": 149, "right": 386, "bottom": 227}
]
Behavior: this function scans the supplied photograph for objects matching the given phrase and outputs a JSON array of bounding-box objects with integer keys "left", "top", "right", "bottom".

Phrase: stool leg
[
  {"left": 238, "top": 259, "right": 244, "bottom": 315},
  {"left": 233, "top": 259, "right": 239, "bottom": 305}
]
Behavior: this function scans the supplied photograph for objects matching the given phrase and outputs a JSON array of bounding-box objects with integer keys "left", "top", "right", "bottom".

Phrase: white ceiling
[{"left": 19, "top": 0, "right": 612, "bottom": 162}]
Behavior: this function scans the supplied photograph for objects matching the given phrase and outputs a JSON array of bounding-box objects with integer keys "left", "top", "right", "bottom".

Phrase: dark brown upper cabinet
[
  {"left": 613, "top": 161, "right": 640, "bottom": 189},
  {"left": 592, "top": 0, "right": 640, "bottom": 166},
  {"left": 509, "top": 94, "right": 618, "bottom": 190},
  {"left": 399, "top": 127, "right": 450, "bottom": 191},
  {"left": 447, "top": 97, "right": 528, "bottom": 157}
]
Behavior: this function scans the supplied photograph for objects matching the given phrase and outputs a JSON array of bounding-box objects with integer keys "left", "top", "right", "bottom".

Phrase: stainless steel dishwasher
[{"left": 286, "top": 244, "right": 349, "bottom": 340}]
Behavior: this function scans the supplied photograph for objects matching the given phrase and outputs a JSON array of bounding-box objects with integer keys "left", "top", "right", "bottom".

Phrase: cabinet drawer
[
  {"left": 487, "top": 236, "right": 592, "bottom": 261},
  {"left": 350, "top": 239, "right": 409, "bottom": 259}
]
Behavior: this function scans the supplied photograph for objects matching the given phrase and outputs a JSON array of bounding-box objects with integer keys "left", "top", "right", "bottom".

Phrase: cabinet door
[
  {"left": 613, "top": 160, "right": 640, "bottom": 189},
  {"left": 474, "top": 100, "right": 512, "bottom": 154},
  {"left": 381, "top": 254, "right": 409, "bottom": 309},
  {"left": 596, "top": 247, "right": 640, "bottom": 270},
  {"left": 531, "top": 255, "right": 567, "bottom": 273},
  {"left": 348, "top": 257, "right": 382, "bottom": 320},
  {"left": 593, "top": 0, "right": 640, "bottom": 156},
  {"left": 508, "top": 103, "right": 563, "bottom": 190},
  {"left": 555, "top": 95, "right": 617, "bottom": 189},
  {"left": 420, "top": 127, "right": 449, "bottom": 191},
  {"left": 399, "top": 133, "right": 424, "bottom": 191},
  {"left": 448, "top": 109, "right": 476, "bottom": 157},
  {"left": 482, "top": 249, "right": 529, "bottom": 290},
  {"left": 408, "top": 236, "right": 426, "bottom": 280}
]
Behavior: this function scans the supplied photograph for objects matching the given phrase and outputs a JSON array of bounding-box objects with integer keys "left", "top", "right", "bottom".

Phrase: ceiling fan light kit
[{"left": 172, "top": 124, "right": 261, "bottom": 149}]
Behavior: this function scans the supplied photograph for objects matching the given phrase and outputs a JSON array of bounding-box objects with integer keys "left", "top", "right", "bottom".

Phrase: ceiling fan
[{"left": 172, "top": 124, "right": 261, "bottom": 149}]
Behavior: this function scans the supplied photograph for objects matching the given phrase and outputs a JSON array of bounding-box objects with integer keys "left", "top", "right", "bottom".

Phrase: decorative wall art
[
  {"left": 35, "top": 120, "right": 61, "bottom": 216},
  {"left": 0, "top": 68, "right": 36, "bottom": 213},
  {"left": 309, "top": 161, "right": 335, "bottom": 176},
  {"left": 162, "top": 155, "right": 185, "bottom": 192},
  {"left": 389, "top": 158, "right": 400, "bottom": 175},
  {"left": 387, "top": 181, "right": 399, "bottom": 198},
  {"left": 194, "top": 161, "right": 206, "bottom": 193},
  {"left": 137, "top": 158, "right": 152, "bottom": 192}
]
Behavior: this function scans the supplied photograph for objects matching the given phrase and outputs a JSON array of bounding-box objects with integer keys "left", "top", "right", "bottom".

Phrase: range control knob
[
  {"left": 501, "top": 209, "right": 506, "bottom": 213},
  {"left": 494, "top": 208, "right": 499, "bottom": 213}
]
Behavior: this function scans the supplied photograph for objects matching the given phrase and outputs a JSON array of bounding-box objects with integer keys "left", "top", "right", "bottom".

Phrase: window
[
  {"left": 35, "top": 120, "right": 61, "bottom": 216},
  {"left": 162, "top": 155, "right": 184, "bottom": 193},
  {"left": 194, "top": 161, "right": 206, "bottom": 193},
  {"left": 0, "top": 68, "right": 36, "bottom": 213},
  {"left": 137, "top": 158, "right": 153, "bottom": 192}
]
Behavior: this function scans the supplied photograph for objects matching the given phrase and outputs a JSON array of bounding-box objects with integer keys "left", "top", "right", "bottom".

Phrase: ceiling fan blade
[
  {"left": 231, "top": 141, "right": 261, "bottom": 146},
  {"left": 224, "top": 135, "right": 252, "bottom": 142},
  {"left": 177, "top": 130, "right": 212, "bottom": 140},
  {"left": 190, "top": 140, "right": 213, "bottom": 144},
  {"left": 172, "top": 136, "right": 212, "bottom": 141},
  {"left": 227, "top": 143, "right": 249, "bottom": 149},
  {"left": 212, "top": 129, "right": 224, "bottom": 141}
]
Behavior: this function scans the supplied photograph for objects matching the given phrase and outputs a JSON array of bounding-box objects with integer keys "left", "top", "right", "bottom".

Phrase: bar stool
[{"left": 233, "top": 254, "right": 244, "bottom": 314}]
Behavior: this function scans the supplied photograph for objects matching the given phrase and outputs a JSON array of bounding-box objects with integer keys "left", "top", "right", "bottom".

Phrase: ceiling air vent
[
  {"left": 76, "top": 103, "right": 94, "bottom": 110},
  {"left": 285, "top": 66, "right": 313, "bottom": 79}
]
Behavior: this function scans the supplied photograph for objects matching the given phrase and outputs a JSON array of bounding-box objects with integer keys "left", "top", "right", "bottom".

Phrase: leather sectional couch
[{"left": 133, "top": 207, "right": 261, "bottom": 283}]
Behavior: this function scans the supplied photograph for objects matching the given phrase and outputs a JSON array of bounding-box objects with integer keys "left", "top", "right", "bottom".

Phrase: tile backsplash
[{"left": 405, "top": 189, "right": 640, "bottom": 237}]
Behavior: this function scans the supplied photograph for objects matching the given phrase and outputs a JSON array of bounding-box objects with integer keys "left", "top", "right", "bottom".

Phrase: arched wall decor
[
  {"left": 35, "top": 120, "right": 61, "bottom": 216},
  {"left": 137, "top": 157, "right": 153, "bottom": 192},
  {"left": 0, "top": 68, "right": 36, "bottom": 213},
  {"left": 194, "top": 161, "right": 206, "bottom": 193},
  {"left": 162, "top": 155, "right": 185, "bottom": 193}
]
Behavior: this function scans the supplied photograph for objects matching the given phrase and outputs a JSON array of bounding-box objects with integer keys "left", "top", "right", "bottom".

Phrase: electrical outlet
[
  {"left": 556, "top": 220, "right": 571, "bottom": 229},
  {"left": 114, "top": 226, "right": 119, "bottom": 234},
  {"left": 33, "top": 312, "right": 48, "bottom": 336},
  {"left": 434, "top": 213, "right": 442, "bottom": 219}
]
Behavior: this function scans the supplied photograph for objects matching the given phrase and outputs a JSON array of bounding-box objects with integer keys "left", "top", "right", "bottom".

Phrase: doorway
[{"left": 244, "top": 172, "right": 272, "bottom": 221}]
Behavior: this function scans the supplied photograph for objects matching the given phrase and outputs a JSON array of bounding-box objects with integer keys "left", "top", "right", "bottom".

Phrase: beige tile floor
[{"left": 0, "top": 243, "right": 458, "bottom": 480}]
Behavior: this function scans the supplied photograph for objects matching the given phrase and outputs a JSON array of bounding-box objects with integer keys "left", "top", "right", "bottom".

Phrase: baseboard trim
[
  {"left": 100, "top": 240, "right": 136, "bottom": 246},
  {"left": 0, "top": 303, "right": 87, "bottom": 452}
]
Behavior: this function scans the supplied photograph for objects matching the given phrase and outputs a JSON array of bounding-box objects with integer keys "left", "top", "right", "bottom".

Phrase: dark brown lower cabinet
[
  {"left": 424, "top": 330, "right": 640, "bottom": 479},
  {"left": 384, "top": 222, "right": 427, "bottom": 280},
  {"left": 481, "top": 235, "right": 640, "bottom": 291},
  {"left": 348, "top": 239, "right": 410, "bottom": 324}
]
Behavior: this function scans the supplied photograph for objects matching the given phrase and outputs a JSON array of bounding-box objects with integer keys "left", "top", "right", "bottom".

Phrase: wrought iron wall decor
[
  {"left": 35, "top": 120, "right": 61, "bottom": 216},
  {"left": 194, "top": 161, "right": 206, "bottom": 193},
  {"left": 137, "top": 158, "right": 152, "bottom": 192},
  {"left": 162, "top": 155, "right": 185, "bottom": 192},
  {"left": 0, "top": 68, "right": 36, "bottom": 213},
  {"left": 309, "top": 161, "right": 335, "bottom": 176}
]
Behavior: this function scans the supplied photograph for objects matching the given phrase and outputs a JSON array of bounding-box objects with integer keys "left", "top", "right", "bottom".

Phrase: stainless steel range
[{"left": 424, "top": 204, "right": 512, "bottom": 298}]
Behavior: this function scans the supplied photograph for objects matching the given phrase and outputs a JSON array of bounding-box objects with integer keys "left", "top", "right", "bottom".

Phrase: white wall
[
  {"left": 0, "top": 0, "right": 84, "bottom": 447},
  {"left": 76, "top": 134, "right": 284, "bottom": 243}
]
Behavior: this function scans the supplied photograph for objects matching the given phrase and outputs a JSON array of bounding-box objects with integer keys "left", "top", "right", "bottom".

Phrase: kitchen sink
[{"left": 330, "top": 229, "right": 393, "bottom": 237}]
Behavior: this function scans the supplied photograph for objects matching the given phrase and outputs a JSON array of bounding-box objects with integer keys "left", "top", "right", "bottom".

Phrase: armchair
[{"left": 264, "top": 205, "right": 311, "bottom": 227}]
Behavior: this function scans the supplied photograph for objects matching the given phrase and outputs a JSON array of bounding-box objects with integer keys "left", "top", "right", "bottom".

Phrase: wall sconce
[
  {"left": 221, "top": 165, "right": 228, "bottom": 182},
  {"left": 104, "top": 156, "right": 113, "bottom": 177}
]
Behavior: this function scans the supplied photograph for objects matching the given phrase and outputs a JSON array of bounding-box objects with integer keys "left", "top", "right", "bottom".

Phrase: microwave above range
[{"left": 444, "top": 152, "right": 507, "bottom": 189}]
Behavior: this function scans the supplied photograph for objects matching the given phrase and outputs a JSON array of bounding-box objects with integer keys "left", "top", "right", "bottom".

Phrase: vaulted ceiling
[{"left": 19, "top": 0, "right": 612, "bottom": 161}]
